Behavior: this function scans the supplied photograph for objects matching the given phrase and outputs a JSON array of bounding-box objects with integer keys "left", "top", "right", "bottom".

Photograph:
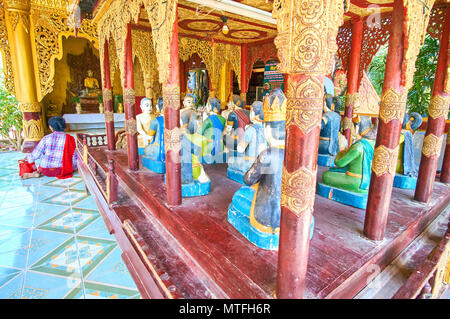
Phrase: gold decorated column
[
  {"left": 273, "top": 0, "right": 346, "bottom": 299},
  {"left": 4, "top": 0, "right": 44, "bottom": 152}
]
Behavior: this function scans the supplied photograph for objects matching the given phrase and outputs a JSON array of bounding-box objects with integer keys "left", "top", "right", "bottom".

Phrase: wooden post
[
  {"left": 124, "top": 24, "right": 139, "bottom": 170},
  {"left": 277, "top": 73, "right": 323, "bottom": 298},
  {"left": 343, "top": 18, "right": 363, "bottom": 146},
  {"left": 102, "top": 39, "right": 115, "bottom": 151},
  {"left": 107, "top": 158, "right": 118, "bottom": 205},
  {"left": 415, "top": 6, "right": 450, "bottom": 202},
  {"left": 272, "top": 0, "right": 346, "bottom": 298},
  {"left": 163, "top": 7, "right": 182, "bottom": 206},
  {"left": 364, "top": 0, "right": 428, "bottom": 240},
  {"left": 440, "top": 127, "right": 450, "bottom": 183},
  {"left": 240, "top": 43, "right": 248, "bottom": 104}
]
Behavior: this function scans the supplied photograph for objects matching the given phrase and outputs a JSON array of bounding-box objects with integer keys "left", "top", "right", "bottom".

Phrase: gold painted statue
[{"left": 80, "top": 70, "right": 101, "bottom": 97}]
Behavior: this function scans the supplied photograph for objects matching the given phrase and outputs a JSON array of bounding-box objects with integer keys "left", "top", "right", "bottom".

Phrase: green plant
[
  {"left": 368, "top": 34, "right": 440, "bottom": 117},
  {"left": 72, "top": 96, "right": 80, "bottom": 104},
  {"left": 0, "top": 75, "right": 22, "bottom": 150}
]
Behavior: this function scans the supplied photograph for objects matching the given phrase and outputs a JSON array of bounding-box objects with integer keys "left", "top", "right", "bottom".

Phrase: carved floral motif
[
  {"left": 162, "top": 84, "right": 181, "bottom": 111},
  {"left": 428, "top": 94, "right": 450, "bottom": 119},
  {"left": 372, "top": 144, "right": 399, "bottom": 177},
  {"left": 23, "top": 118, "right": 44, "bottom": 141},
  {"left": 281, "top": 167, "right": 316, "bottom": 217},
  {"left": 379, "top": 88, "right": 408, "bottom": 124},
  {"left": 422, "top": 133, "right": 443, "bottom": 158},
  {"left": 164, "top": 127, "right": 182, "bottom": 155},
  {"left": 19, "top": 102, "right": 41, "bottom": 113}
]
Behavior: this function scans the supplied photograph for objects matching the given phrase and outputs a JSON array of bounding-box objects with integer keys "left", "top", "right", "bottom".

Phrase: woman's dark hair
[{"left": 48, "top": 116, "right": 66, "bottom": 132}]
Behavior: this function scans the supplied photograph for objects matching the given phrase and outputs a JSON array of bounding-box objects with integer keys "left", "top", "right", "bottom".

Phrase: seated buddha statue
[
  {"left": 227, "top": 100, "right": 267, "bottom": 184},
  {"left": 179, "top": 111, "right": 211, "bottom": 197},
  {"left": 393, "top": 112, "right": 423, "bottom": 189},
  {"left": 223, "top": 97, "right": 250, "bottom": 158},
  {"left": 201, "top": 97, "right": 226, "bottom": 164},
  {"left": 221, "top": 94, "right": 245, "bottom": 121},
  {"left": 318, "top": 94, "right": 342, "bottom": 166},
  {"left": 180, "top": 94, "right": 197, "bottom": 128},
  {"left": 321, "top": 116, "right": 377, "bottom": 195},
  {"left": 142, "top": 97, "right": 166, "bottom": 173},
  {"left": 227, "top": 89, "right": 314, "bottom": 250},
  {"left": 136, "top": 98, "right": 155, "bottom": 155},
  {"left": 80, "top": 70, "right": 101, "bottom": 97}
]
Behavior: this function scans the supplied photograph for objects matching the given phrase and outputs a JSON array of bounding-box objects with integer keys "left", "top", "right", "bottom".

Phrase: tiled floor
[{"left": 0, "top": 151, "right": 140, "bottom": 299}]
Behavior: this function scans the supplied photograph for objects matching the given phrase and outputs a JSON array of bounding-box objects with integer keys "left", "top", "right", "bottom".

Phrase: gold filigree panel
[
  {"left": 281, "top": 166, "right": 316, "bottom": 217},
  {"left": 31, "top": 6, "right": 98, "bottom": 100},
  {"left": 125, "top": 118, "right": 137, "bottom": 135},
  {"left": 272, "top": 0, "right": 347, "bottom": 74},
  {"left": 19, "top": 102, "right": 41, "bottom": 112},
  {"left": 428, "top": 94, "right": 450, "bottom": 119},
  {"left": 23, "top": 118, "right": 44, "bottom": 141},
  {"left": 372, "top": 144, "right": 399, "bottom": 177},
  {"left": 379, "top": 88, "right": 407, "bottom": 124},
  {"left": 285, "top": 76, "right": 324, "bottom": 134},
  {"left": 164, "top": 127, "right": 182, "bottom": 155},
  {"left": 163, "top": 84, "right": 181, "bottom": 110},
  {"left": 0, "top": 1, "right": 15, "bottom": 94},
  {"left": 422, "top": 133, "right": 443, "bottom": 158}
]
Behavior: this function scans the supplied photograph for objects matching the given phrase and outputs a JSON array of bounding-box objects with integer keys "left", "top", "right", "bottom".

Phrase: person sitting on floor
[{"left": 22, "top": 116, "right": 78, "bottom": 179}]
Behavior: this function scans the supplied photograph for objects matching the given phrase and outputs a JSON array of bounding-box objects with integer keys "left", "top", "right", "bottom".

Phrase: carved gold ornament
[
  {"left": 345, "top": 92, "right": 361, "bottom": 113},
  {"left": 104, "top": 110, "right": 114, "bottom": 123},
  {"left": 123, "top": 88, "right": 135, "bottom": 105},
  {"left": 379, "top": 88, "right": 407, "bottom": 124},
  {"left": 102, "top": 89, "right": 112, "bottom": 102},
  {"left": 162, "top": 84, "right": 181, "bottom": 111},
  {"left": 285, "top": 76, "right": 324, "bottom": 134},
  {"left": 280, "top": 166, "right": 316, "bottom": 217},
  {"left": 342, "top": 117, "right": 353, "bottom": 131},
  {"left": 428, "top": 94, "right": 450, "bottom": 119},
  {"left": 403, "top": 0, "right": 436, "bottom": 89},
  {"left": 19, "top": 102, "right": 41, "bottom": 113},
  {"left": 422, "top": 134, "right": 443, "bottom": 158},
  {"left": 0, "top": 1, "right": 15, "bottom": 94},
  {"left": 23, "top": 118, "right": 44, "bottom": 141},
  {"left": 125, "top": 118, "right": 137, "bottom": 135},
  {"left": 164, "top": 127, "right": 182, "bottom": 155},
  {"left": 31, "top": 5, "right": 98, "bottom": 100},
  {"left": 272, "top": 0, "right": 346, "bottom": 74},
  {"left": 372, "top": 144, "right": 399, "bottom": 177}
]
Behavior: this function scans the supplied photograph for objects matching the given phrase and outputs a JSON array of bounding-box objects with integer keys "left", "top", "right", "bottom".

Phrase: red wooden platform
[{"left": 79, "top": 147, "right": 450, "bottom": 299}]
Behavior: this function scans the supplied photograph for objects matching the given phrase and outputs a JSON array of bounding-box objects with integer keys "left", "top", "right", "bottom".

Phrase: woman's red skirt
[{"left": 39, "top": 166, "right": 62, "bottom": 177}]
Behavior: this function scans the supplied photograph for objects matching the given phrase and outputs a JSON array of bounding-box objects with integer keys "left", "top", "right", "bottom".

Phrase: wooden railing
[
  {"left": 76, "top": 133, "right": 118, "bottom": 206},
  {"left": 393, "top": 222, "right": 450, "bottom": 299}
]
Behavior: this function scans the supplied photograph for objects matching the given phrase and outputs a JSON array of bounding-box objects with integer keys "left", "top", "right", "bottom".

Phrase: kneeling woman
[{"left": 22, "top": 116, "right": 77, "bottom": 179}]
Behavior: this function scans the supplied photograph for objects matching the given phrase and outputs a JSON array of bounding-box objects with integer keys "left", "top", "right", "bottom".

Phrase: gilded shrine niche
[{"left": 64, "top": 44, "right": 101, "bottom": 114}]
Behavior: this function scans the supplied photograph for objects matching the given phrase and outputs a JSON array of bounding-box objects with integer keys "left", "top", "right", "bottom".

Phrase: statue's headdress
[
  {"left": 251, "top": 101, "right": 263, "bottom": 121},
  {"left": 263, "top": 88, "right": 286, "bottom": 122},
  {"left": 207, "top": 97, "right": 221, "bottom": 113}
]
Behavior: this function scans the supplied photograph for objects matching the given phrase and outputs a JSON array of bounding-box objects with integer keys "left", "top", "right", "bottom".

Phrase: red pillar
[
  {"left": 440, "top": 127, "right": 450, "bottom": 183},
  {"left": 102, "top": 40, "right": 115, "bottom": 151},
  {"left": 343, "top": 18, "right": 363, "bottom": 146},
  {"left": 124, "top": 24, "right": 139, "bottom": 170},
  {"left": 277, "top": 74, "right": 323, "bottom": 298},
  {"left": 240, "top": 44, "right": 248, "bottom": 103},
  {"left": 164, "top": 7, "right": 182, "bottom": 206},
  {"left": 364, "top": 0, "right": 410, "bottom": 240},
  {"left": 415, "top": 6, "right": 450, "bottom": 202}
]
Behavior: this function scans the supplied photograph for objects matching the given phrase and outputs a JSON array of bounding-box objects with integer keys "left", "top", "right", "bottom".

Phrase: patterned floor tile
[
  {"left": 35, "top": 186, "right": 68, "bottom": 202},
  {"left": 14, "top": 272, "right": 80, "bottom": 299},
  {"left": 77, "top": 216, "right": 113, "bottom": 240},
  {"left": 0, "top": 225, "right": 29, "bottom": 246},
  {"left": 0, "top": 272, "right": 24, "bottom": 299},
  {"left": 0, "top": 206, "right": 35, "bottom": 228},
  {"left": 0, "top": 229, "right": 32, "bottom": 269},
  {"left": 30, "top": 236, "right": 116, "bottom": 278},
  {"left": 26, "top": 230, "right": 73, "bottom": 268},
  {"left": 72, "top": 196, "right": 98, "bottom": 210},
  {"left": 85, "top": 247, "right": 137, "bottom": 289},
  {"left": 66, "top": 282, "right": 139, "bottom": 299},
  {"left": 70, "top": 181, "right": 87, "bottom": 191},
  {"left": 43, "top": 178, "right": 83, "bottom": 189},
  {"left": 37, "top": 209, "right": 99, "bottom": 234},
  {"left": 32, "top": 203, "right": 72, "bottom": 227},
  {"left": 0, "top": 197, "right": 35, "bottom": 210},
  {"left": 41, "top": 190, "right": 88, "bottom": 206},
  {"left": 0, "top": 266, "right": 22, "bottom": 287}
]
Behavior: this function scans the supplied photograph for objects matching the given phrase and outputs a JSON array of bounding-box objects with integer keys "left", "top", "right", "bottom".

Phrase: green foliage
[
  {"left": 368, "top": 34, "right": 440, "bottom": 117},
  {"left": 0, "top": 73, "right": 22, "bottom": 150}
]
